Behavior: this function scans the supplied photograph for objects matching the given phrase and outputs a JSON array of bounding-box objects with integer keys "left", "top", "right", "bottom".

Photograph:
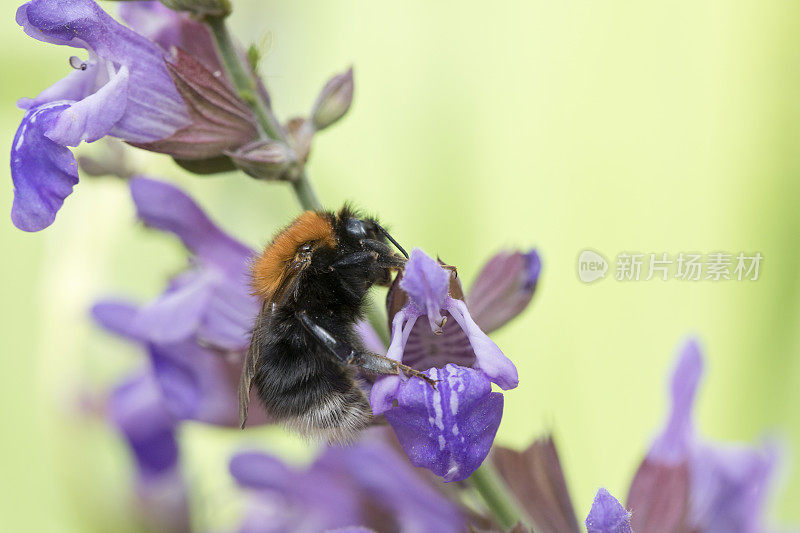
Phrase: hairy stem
[
  {"left": 206, "top": 16, "right": 390, "bottom": 342},
  {"left": 469, "top": 464, "right": 521, "bottom": 529}
]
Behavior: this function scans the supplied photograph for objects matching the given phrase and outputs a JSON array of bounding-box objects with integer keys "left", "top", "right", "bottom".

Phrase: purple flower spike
[
  {"left": 11, "top": 0, "right": 190, "bottom": 231},
  {"left": 631, "top": 338, "right": 781, "bottom": 533},
  {"left": 381, "top": 364, "right": 504, "bottom": 482},
  {"left": 468, "top": 249, "right": 541, "bottom": 334},
  {"left": 10, "top": 102, "right": 78, "bottom": 231},
  {"left": 650, "top": 339, "right": 704, "bottom": 464},
  {"left": 585, "top": 488, "right": 632, "bottom": 533},
  {"left": 231, "top": 438, "right": 463, "bottom": 532},
  {"left": 109, "top": 373, "right": 190, "bottom": 533},
  {"left": 92, "top": 180, "right": 272, "bottom": 427},
  {"left": 93, "top": 299, "right": 263, "bottom": 428},
  {"left": 231, "top": 451, "right": 362, "bottom": 532},
  {"left": 110, "top": 373, "right": 179, "bottom": 480},
  {"left": 128, "top": 177, "right": 257, "bottom": 350},
  {"left": 372, "top": 248, "right": 517, "bottom": 482},
  {"left": 690, "top": 442, "right": 777, "bottom": 533}
]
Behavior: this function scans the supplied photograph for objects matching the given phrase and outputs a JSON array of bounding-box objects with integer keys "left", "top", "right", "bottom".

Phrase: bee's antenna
[{"left": 375, "top": 223, "right": 409, "bottom": 258}]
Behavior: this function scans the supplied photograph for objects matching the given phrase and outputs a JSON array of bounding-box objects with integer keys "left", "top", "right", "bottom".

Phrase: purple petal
[
  {"left": 585, "top": 488, "right": 632, "bottom": 533},
  {"left": 95, "top": 298, "right": 265, "bottom": 427},
  {"left": 91, "top": 300, "right": 141, "bottom": 340},
  {"left": 109, "top": 375, "right": 189, "bottom": 533},
  {"left": 400, "top": 249, "right": 450, "bottom": 332},
  {"left": 129, "top": 177, "right": 252, "bottom": 272},
  {"left": 17, "top": 0, "right": 189, "bottom": 142},
  {"left": 383, "top": 364, "right": 503, "bottom": 482},
  {"left": 44, "top": 65, "right": 128, "bottom": 146},
  {"left": 468, "top": 250, "right": 541, "bottom": 334},
  {"left": 230, "top": 452, "right": 293, "bottom": 491},
  {"left": 131, "top": 270, "right": 216, "bottom": 345},
  {"left": 650, "top": 339, "right": 704, "bottom": 463},
  {"left": 355, "top": 320, "right": 386, "bottom": 354},
  {"left": 128, "top": 178, "right": 258, "bottom": 350},
  {"left": 231, "top": 451, "right": 362, "bottom": 531},
  {"left": 369, "top": 374, "right": 402, "bottom": 415},
  {"left": 689, "top": 442, "right": 777, "bottom": 533},
  {"left": 150, "top": 340, "right": 243, "bottom": 426},
  {"left": 10, "top": 102, "right": 78, "bottom": 232},
  {"left": 320, "top": 439, "right": 465, "bottom": 533},
  {"left": 200, "top": 276, "right": 259, "bottom": 350},
  {"left": 446, "top": 298, "right": 518, "bottom": 389},
  {"left": 109, "top": 373, "right": 178, "bottom": 480},
  {"left": 17, "top": 66, "right": 102, "bottom": 111},
  {"left": 119, "top": 0, "right": 221, "bottom": 72}
]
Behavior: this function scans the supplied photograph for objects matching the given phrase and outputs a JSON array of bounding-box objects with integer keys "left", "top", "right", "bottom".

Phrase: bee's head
[{"left": 335, "top": 206, "right": 408, "bottom": 260}]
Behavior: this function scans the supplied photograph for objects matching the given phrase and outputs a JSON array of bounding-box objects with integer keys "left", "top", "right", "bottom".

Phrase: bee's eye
[
  {"left": 299, "top": 242, "right": 313, "bottom": 253},
  {"left": 345, "top": 218, "right": 367, "bottom": 238}
]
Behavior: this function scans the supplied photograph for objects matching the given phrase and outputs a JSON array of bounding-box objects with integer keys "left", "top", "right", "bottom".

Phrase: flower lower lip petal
[{"left": 382, "top": 364, "right": 504, "bottom": 483}]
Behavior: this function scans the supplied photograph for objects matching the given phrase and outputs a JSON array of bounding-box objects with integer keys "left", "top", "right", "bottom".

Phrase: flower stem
[
  {"left": 291, "top": 170, "right": 322, "bottom": 211},
  {"left": 206, "top": 15, "right": 285, "bottom": 142},
  {"left": 205, "top": 15, "right": 390, "bottom": 342},
  {"left": 469, "top": 464, "right": 521, "bottom": 529}
]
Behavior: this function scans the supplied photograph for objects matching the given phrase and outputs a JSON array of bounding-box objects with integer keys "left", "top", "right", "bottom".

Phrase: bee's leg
[
  {"left": 330, "top": 250, "right": 405, "bottom": 271},
  {"left": 328, "top": 250, "right": 375, "bottom": 270},
  {"left": 360, "top": 239, "right": 407, "bottom": 267},
  {"left": 351, "top": 351, "right": 438, "bottom": 387},
  {"left": 298, "top": 311, "right": 436, "bottom": 387}
]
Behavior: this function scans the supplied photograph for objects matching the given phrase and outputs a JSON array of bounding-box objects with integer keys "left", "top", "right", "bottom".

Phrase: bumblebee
[{"left": 238, "top": 206, "right": 434, "bottom": 443}]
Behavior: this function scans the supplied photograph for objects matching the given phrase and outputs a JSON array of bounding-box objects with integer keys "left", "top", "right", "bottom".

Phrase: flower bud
[
  {"left": 227, "top": 140, "right": 296, "bottom": 181},
  {"left": 158, "top": 0, "right": 231, "bottom": 18},
  {"left": 311, "top": 68, "right": 354, "bottom": 131},
  {"left": 467, "top": 249, "right": 541, "bottom": 334},
  {"left": 285, "top": 117, "right": 315, "bottom": 164}
]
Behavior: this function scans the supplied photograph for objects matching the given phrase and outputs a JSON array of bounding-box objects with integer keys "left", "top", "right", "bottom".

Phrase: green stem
[
  {"left": 205, "top": 16, "right": 391, "bottom": 340},
  {"left": 206, "top": 15, "right": 285, "bottom": 142},
  {"left": 291, "top": 170, "right": 322, "bottom": 211},
  {"left": 469, "top": 464, "right": 521, "bottom": 529}
]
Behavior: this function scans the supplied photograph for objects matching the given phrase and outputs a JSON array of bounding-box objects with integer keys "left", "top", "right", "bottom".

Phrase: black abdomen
[{"left": 252, "top": 317, "right": 371, "bottom": 443}]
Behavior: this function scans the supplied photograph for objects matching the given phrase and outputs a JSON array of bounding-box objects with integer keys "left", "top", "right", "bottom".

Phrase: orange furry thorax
[{"left": 252, "top": 211, "right": 337, "bottom": 301}]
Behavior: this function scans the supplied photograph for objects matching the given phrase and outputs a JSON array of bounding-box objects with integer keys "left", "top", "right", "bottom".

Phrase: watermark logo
[
  {"left": 577, "top": 250, "right": 762, "bottom": 283},
  {"left": 577, "top": 250, "right": 609, "bottom": 283}
]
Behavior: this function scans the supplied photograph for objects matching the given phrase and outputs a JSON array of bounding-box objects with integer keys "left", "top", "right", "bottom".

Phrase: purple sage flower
[
  {"left": 627, "top": 339, "right": 779, "bottom": 533},
  {"left": 125, "top": 177, "right": 257, "bottom": 351},
  {"left": 109, "top": 373, "right": 190, "bottom": 533},
  {"left": 95, "top": 300, "right": 252, "bottom": 426},
  {"left": 11, "top": 0, "right": 191, "bottom": 231},
  {"left": 467, "top": 249, "right": 541, "bottom": 334},
  {"left": 93, "top": 177, "right": 265, "bottom": 426},
  {"left": 370, "top": 248, "right": 518, "bottom": 482},
  {"left": 230, "top": 436, "right": 464, "bottom": 533},
  {"left": 585, "top": 488, "right": 632, "bottom": 533}
]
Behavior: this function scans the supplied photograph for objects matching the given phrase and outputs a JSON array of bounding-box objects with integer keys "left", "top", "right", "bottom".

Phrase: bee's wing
[{"left": 238, "top": 302, "right": 272, "bottom": 429}]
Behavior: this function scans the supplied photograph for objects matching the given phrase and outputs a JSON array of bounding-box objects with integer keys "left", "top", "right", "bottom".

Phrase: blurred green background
[{"left": 1, "top": 0, "right": 799, "bottom": 530}]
